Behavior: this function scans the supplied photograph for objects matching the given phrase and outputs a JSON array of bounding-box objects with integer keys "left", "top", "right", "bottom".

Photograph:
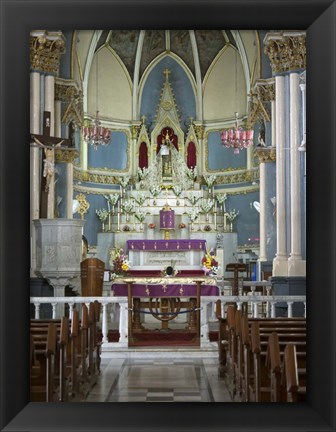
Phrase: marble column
[
  {"left": 272, "top": 74, "right": 288, "bottom": 276},
  {"left": 288, "top": 72, "right": 306, "bottom": 276},
  {"left": 271, "top": 99, "right": 276, "bottom": 147},
  {"left": 259, "top": 162, "right": 267, "bottom": 262},
  {"left": 30, "top": 71, "right": 41, "bottom": 275},
  {"left": 45, "top": 74, "right": 56, "bottom": 218}
]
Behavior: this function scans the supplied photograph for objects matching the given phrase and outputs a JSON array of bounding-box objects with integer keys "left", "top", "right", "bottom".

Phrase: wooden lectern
[
  {"left": 226, "top": 263, "right": 247, "bottom": 296},
  {"left": 80, "top": 258, "right": 105, "bottom": 296}
]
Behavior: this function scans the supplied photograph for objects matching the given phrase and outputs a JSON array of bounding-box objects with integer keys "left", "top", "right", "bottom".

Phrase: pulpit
[{"left": 80, "top": 258, "right": 105, "bottom": 296}]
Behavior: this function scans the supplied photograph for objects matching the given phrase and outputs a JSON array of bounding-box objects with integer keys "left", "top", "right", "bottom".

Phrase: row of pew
[
  {"left": 217, "top": 304, "right": 306, "bottom": 402},
  {"left": 30, "top": 301, "right": 102, "bottom": 402}
]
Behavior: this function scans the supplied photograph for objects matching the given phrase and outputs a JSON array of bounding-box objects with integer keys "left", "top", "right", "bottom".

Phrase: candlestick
[
  {"left": 108, "top": 213, "right": 111, "bottom": 231},
  {"left": 117, "top": 212, "right": 120, "bottom": 232},
  {"left": 214, "top": 212, "right": 217, "bottom": 231},
  {"left": 133, "top": 213, "right": 136, "bottom": 231},
  {"left": 224, "top": 213, "right": 227, "bottom": 232}
]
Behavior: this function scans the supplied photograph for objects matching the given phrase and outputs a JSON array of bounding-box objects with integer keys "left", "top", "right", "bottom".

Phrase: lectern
[
  {"left": 80, "top": 258, "right": 105, "bottom": 296},
  {"left": 226, "top": 263, "right": 247, "bottom": 296}
]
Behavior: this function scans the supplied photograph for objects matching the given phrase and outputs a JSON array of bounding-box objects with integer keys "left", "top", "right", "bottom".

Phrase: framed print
[{"left": 0, "top": 0, "right": 335, "bottom": 431}]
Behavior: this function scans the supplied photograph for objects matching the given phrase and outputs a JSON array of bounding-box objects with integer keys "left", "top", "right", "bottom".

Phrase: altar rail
[{"left": 30, "top": 295, "right": 306, "bottom": 350}]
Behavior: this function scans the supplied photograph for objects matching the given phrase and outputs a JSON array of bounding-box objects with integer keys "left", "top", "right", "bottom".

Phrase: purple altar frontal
[
  {"left": 127, "top": 239, "right": 206, "bottom": 252},
  {"left": 111, "top": 283, "right": 219, "bottom": 297}
]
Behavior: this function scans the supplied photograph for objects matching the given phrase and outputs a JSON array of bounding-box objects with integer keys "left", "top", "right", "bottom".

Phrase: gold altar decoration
[{"left": 76, "top": 193, "right": 90, "bottom": 220}]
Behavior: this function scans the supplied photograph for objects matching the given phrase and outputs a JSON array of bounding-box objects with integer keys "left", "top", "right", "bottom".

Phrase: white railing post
[
  {"left": 68, "top": 302, "right": 74, "bottom": 320},
  {"left": 253, "top": 302, "right": 259, "bottom": 318},
  {"left": 304, "top": 302, "right": 306, "bottom": 318},
  {"left": 34, "top": 303, "right": 40, "bottom": 319},
  {"left": 51, "top": 302, "right": 57, "bottom": 319},
  {"left": 287, "top": 301, "right": 293, "bottom": 318},
  {"left": 101, "top": 302, "right": 108, "bottom": 343},
  {"left": 118, "top": 299, "right": 128, "bottom": 346},
  {"left": 237, "top": 301, "right": 242, "bottom": 311},
  {"left": 271, "top": 301, "right": 276, "bottom": 318},
  {"left": 221, "top": 301, "right": 226, "bottom": 318}
]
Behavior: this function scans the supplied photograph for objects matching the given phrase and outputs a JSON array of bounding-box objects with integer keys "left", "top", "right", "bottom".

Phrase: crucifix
[
  {"left": 164, "top": 68, "right": 171, "bottom": 81},
  {"left": 31, "top": 111, "right": 71, "bottom": 218}
]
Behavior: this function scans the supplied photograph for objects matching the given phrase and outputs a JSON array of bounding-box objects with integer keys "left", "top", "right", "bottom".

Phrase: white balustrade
[{"left": 30, "top": 294, "right": 306, "bottom": 350}]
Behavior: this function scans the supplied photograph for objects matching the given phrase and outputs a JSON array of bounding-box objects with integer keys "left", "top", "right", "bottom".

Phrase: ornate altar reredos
[{"left": 140, "top": 68, "right": 197, "bottom": 190}]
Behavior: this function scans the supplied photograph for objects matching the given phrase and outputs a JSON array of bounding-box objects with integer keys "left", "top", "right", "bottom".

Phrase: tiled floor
[{"left": 85, "top": 356, "right": 233, "bottom": 402}]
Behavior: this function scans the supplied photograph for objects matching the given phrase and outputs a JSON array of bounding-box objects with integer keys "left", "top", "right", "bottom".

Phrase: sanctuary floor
[{"left": 85, "top": 355, "right": 233, "bottom": 403}]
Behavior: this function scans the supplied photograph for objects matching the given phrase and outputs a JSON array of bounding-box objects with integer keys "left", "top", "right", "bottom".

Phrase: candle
[
  {"left": 214, "top": 212, "right": 217, "bottom": 231},
  {"left": 214, "top": 200, "right": 217, "bottom": 212},
  {"left": 117, "top": 212, "right": 120, "bottom": 231},
  {"left": 224, "top": 213, "right": 227, "bottom": 232}
]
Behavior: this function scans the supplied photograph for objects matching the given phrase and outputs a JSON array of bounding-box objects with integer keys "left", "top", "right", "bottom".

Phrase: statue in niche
[{"left": 159, "top": 130, "right": 173, "bottom": 179}]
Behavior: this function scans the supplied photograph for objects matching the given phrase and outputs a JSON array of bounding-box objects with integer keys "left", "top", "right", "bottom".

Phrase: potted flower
[
  {"left": 95, "top": 208, "right": 109, "bottom": 232},
  {"left": 201, "top": 250, "right": 219, "bottom": 276},
  {"left": 148, "top": 223, "right": 156, "bottom": 229},
  {"left": 179, "top": 222, "right": 186, "bottom": 229}
]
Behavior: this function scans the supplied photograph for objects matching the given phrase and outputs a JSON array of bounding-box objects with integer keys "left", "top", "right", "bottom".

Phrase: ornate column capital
[
  {"left": 30, "top": 30, "right": 66, "bottom": 75},
  {"left": 254, "top": 147, "right": 276, "bottom": 164},
  {"left": 131, "top": 124, "right": 141, "bottom": 140},
  {"left": 55, "top": 148, "right": 79, "bottom": 163},
  {"left": 247, "top": 78, "right": 275, "bottom": 127},
  {"left": 194, "top": 124, "right": 205, "bottom": 140},
  {"left": 264, "top": 31, "right": 306, "bottom": 74},
  {"left": 55, "top": 78, "right": 84, "bottom": 128}
]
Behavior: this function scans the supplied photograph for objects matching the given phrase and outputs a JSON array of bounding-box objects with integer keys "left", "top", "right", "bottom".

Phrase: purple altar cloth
[
  {"left": 126, "top": 239, "right": 206, "bottom": 252},
  {"left": 111, "top": 283, "right": 219, "bottom": 297}
]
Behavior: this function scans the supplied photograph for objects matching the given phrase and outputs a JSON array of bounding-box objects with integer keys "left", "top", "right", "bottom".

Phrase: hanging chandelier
[
  {"left": 83, "top": 110, "right": 111, "bottom": 150},
  {"left": 83, "top": 50, "right": 111, "bottom": 150},
  {"left": 220, "top": 112, "right": 254, "bottom": 155}
]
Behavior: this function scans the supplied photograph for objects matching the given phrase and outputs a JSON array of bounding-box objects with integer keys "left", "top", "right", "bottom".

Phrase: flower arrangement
[
  {"left": 132, "top": 191, "right": 148, "bottom": 206},
  {"left": 149, "top": 184, "right": 161, "bottom": 197},
  {"left": 122, "top": 225, "right": 130, "bottom": 232},
  {"left": 95, "top": 208, "right": 109, "bottom": 222},
  {"left": 104, "top": 193, "right": 119, "bottom": 213},
  {"left": 185, "top": 192, "right": 201, "bottom": 206},
  {"left": 204, "top": 225, "right": 211, "bottom": 231},
  {"left": 138, "top": 167, "right": 149, "bottom": 181},
  {"left": 215, "top": 193, "right": 228, "bottom": 204},
  {"left": 122, "top": 200, "right": 134, "bottom": 213},
  {"left": 172, "top": 185, "right": 182, "bottom": 197},
  {"left": 203, "top": 174, "right": 216, "bottom": 188},
  {"left": 186, "top": 208, "right": 199, "bottom": 222},
  {"left": 135, "top": 212, "right": 146, "bottom": 222},
  {"left": 116, "top": 175, "right": 131, "bottom": 188},
  {"left": 226, "top": 209, "right": 239, "bottom": 222},
  {"left": 110, "top": 247, "right": 130, "bottom": 275},
  {"left": 186, "top": 166, "right": 197, "bottom": 181},
  {"left": 179, "top": 222, "right": 186, "bottom": 229},
  {"left": 200, "top": 198, "right": 214, "bottom": 214},
  {"left": 148, "top": 223, "right": 156, "bottom": 229},
  {"left": 201, "top": 249, "right": 219, "bottom": 275}
]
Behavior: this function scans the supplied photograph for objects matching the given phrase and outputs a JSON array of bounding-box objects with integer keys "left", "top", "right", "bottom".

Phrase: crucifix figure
[{"left": 31, "top": 111, "right": 71, "bottom": 218}]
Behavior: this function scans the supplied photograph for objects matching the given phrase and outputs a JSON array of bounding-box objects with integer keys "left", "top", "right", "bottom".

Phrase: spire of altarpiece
[{"left": 154, "top": 68, "right": 180, "bottom": 127}]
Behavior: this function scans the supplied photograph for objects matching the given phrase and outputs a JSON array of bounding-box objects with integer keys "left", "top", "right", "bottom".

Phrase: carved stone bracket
[
  {"left": 56, "top": 78, "right": 84, "bottom": 128},
  {"left": 247, "top": 78, "right": 275, "bottom": 127},
  {"left": 194, "top": 124, "right": 205, "bottom": 141},
  {"left": 55, "top": 148, "right": 79, "bottom": 163},
  {"left": 30, "top": 30, "right": 66, "bottom": 74},
  {"left": 264, "top": 31, "right": 306, "bottom": 74},
  {"left": 131, "top": 124, "right": 141, "bottom": 140},
  {"left": 254, "top": 147, "right": 276, "bottom": 164}
]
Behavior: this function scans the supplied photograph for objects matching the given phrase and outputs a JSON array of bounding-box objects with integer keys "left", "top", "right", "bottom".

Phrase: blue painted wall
[
  {"left": 88, "top": 131, "right": 128, "bottom": 170},
  {"left": 258, "top": 30, "right": 272, "bottom": 79},
  {"left": 59, "top": 31, "right": 73, "bottom": 80},
  {"left": 207, "top": 131, "right": 247, "bottom": 170},
  {"left": 140, "top": 56, "right": 196, "bottom": 133}
]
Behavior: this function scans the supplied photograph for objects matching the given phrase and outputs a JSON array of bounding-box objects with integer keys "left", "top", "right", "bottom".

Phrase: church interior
[{"left": 29, "top": 29, "right": 307, "bottom": 404}]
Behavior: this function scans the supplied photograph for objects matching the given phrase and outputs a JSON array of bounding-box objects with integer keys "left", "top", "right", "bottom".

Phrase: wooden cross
[{"left": 31, "top": 111, "right": 71, "bottom": 218}]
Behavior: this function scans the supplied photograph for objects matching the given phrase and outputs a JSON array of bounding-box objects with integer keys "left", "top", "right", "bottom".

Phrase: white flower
[
  {"left": 104, "top": 193, "right": 119, "bottom": 206},
  {"left": 186, "top": 167, "right": 197, "bottom": 180},
  {"left": 216, "top": 193, "right": 228, "bottom": 204},
  {"left": 200, "top": 198, "right": 214, "bottom": 213},
  {"left": 149, "top": 185, "right": 161, "bottom": 197},
  {"left": 96, "top": 208, "right": 109, "bottom": 222},
  {"left": 138, "top": 167, "right": 149, "bottom": 180},
  {"left": 122, "top": 200, "right": 134, "bottom": 213},
  {"left": 203, "top": 174, "right": 216, "bottom": 188},
  {"left": 172, "top": 185, "right": 182, "bottom": 196},
  {"left": 226, "top": 209, "right": 239, "bottom": 222},
  {"left": 116, "top": 176, "right": 131, "bottom": 188},
  {"left": 185, "top": 192, "right": 201, "bottom": 206},
  {"left": 132, "top": 191, "right": 148, "bottom": 205},
  {"left": 187, "top": 208, "right": 199, "bottom": 222},
  {"left": 135, "top": 212, "right": 146, "bottom": 222}
]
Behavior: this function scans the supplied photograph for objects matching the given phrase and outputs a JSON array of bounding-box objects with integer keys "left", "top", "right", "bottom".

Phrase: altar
[
  {"left": 111, "top": 276, "right": 219, "bottom": 344},
  {"left": 126, "top": 239, "right": 206, "bottom": 269}
]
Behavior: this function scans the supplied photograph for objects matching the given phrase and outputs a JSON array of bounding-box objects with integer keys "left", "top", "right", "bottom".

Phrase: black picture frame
[{"left": 1, "top": 1, "right": 335, "bottom": 431}]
